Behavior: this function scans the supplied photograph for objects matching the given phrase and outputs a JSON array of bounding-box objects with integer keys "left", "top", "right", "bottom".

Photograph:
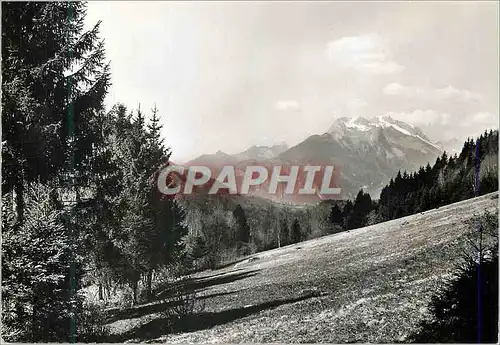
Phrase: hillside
[{"left": 106, "top": 192, "right": 498, "bottom": 343}]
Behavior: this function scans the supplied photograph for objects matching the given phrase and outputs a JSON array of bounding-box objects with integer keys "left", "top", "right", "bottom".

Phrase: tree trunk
[
  {"left": 107, "top": 277, "right": 112, "bottom": 300},
  {"left": 98, "top": 283, "right": 103, "bottom": 301},
  {"left": 132, "top": 280, "right": 138, "bottom": 305},
  {"left": 146, "top": 270, "right": 153, "bottom": 300},
  {"left": 103, "top": 277, "right": 111, "bottom": 303},
  {"left": 14, "top": 179, "right": 24, "bottom": 226}
]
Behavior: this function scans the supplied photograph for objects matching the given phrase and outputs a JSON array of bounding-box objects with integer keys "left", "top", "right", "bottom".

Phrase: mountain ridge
[{"left": 185, "top": 116, "right": 444, "bottom": 200}]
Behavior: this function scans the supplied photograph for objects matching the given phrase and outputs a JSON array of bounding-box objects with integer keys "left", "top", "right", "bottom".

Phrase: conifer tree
[
  {"left": 233, "top": 204, "right": 251, "bottom": 254},
  {"left": 282, "top": 218, "right": 291, "bottom": 247},
  {"left": 291, "top": 219, "right": 302, "bottom": 244},
  {"left": 341, "top": 200, "right": 354, "bottom": 229},
  {"left": 2, "top": 2, "right": 110, "bottom": 341},
  {"left": 347, "top": 190, "right": 373, "bottom": 229},
  {"left": 2, "top": 2, "right": 110, "bottom": 223}
]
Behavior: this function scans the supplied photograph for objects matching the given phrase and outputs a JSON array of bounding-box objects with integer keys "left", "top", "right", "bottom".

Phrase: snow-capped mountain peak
[
  {"left": 273, "top": 115, "right": 445, "bottom": 198},
  {"left": 328, "top": 115, "right": 440, "bottom": 150},
  {"left": 373, "top": 115, "right": 414, "bottom": 136},
  {"left": 345, "top": 116, "right": 371, "bottom": 131}
]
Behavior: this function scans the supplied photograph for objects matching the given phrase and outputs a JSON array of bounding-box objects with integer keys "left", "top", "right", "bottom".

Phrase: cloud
[
  {"left": 383, "top": 82, "right": 412, "bottom": 96},
  {"left": 383, "top": 82, "right": 483, "bottom": 102},
  {"left": 326, "top": 34, "right": 404, "bottom": 74},
  {"left": 435, "top": 85, "right": 482, "bottom": 102},
  {"left": 384, "top": 109, "right": 451, "bottom": 126},
  {"left": 274, "top": 100, "right": 301, "bottom": 111},
  {"left": 346, "top": 98, "right": 368, "bottom": 111},
  {"left": 467, "top": 112, "right": 497, "bottom": 126}
]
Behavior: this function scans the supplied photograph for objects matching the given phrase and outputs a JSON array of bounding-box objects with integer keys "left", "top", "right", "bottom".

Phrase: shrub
[
  {"left": 76, "top": 299, "right": 110, "bottom": 342},
  {"left": 410, "top": 211, "right": 499, "bottom": 343},
  {"left": 160, "top": 275, "right": 205, "bottom": 332}
]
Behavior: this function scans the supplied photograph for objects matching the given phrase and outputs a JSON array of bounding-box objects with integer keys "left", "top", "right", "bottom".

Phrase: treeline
[
  {"left": 79, "top": 103, "right": 187, "bottom": 304},
  {"left": 327, "top": 130, "right": 499, "bottom": 230},
  {"left": 178, "top": 195, "right": 323, "bottom": 270},
  {"left": 2, "top": 2, "right": 187, "bottom": 342}
]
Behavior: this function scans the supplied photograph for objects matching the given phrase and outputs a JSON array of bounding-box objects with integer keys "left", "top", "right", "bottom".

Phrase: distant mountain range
[
  {"left": 188, "top": 142, "right": 289, "bottom": 167},
  {"left": 185, "top": 116, "right": 447, "bottom": 201},
  {"left": 436, "top": 137, "right": 462, "bottom": 155}
]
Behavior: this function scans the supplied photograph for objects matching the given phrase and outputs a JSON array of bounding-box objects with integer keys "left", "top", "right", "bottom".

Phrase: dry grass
[{"left": 106, "top": 192, "right": 498, "bottom": 343}]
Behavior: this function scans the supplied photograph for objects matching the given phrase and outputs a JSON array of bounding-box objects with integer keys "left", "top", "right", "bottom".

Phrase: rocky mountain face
[{"left": 279, "top": 116, "right": 443, "bottom": 198}]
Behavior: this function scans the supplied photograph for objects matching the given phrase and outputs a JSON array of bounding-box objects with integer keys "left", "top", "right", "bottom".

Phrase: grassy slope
[{"left": 108, "top": 192, "right": 498, "bottom": 343}]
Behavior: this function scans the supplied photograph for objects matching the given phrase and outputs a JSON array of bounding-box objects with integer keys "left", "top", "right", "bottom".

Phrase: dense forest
[{"left": 1, "top": 2, "right": 498, "bottom": 343}]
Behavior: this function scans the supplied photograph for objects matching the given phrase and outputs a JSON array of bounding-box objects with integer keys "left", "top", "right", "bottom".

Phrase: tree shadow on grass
[
  {"left": 105, "top": 290, "right": 237, "bottom": 324},
  {"left": 106, "top": 269, "right": 260, "bottom": 324},
  {"left": 216, "top": 256, "right": 255, "bottom": 270},
  {"left": 107, "top": 292, "right": 317, "bottom": 342},
  {"left": 195, "top": 268, "right": 244, "bottom": 280},
  {"left": 155, "top": 269, "right": 259, "bottom": 300}
]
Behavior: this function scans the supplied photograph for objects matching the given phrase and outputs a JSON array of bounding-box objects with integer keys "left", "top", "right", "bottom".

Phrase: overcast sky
[{"left": 85, "top": 1, "right": 498, "bottom": 162}]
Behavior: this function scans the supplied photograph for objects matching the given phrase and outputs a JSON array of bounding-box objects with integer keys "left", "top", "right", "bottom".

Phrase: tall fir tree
[
  {"left": 290, "top": 219, "right": 302, "bottom": 244},
  {"left": 2, "top": 2, "right": 110, "bottom": 223},
  {"left": 2, "top": 2, "right": 110, "bottom": 341},
  {"left": 233, "top": 204, "right": 251, "bottom": 254}
]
